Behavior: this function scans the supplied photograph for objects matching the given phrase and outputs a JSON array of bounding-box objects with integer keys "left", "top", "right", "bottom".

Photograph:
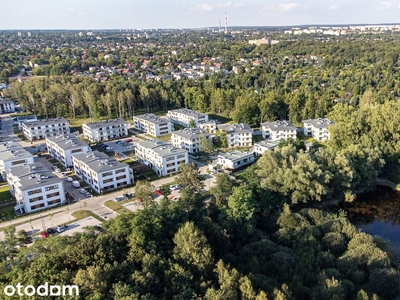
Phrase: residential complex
[
  {"left": 0, "top": 142, "right": 34, "bottom": 180},
  {"left": 7, "top": 162, "right": 66, "bottom": 214},
  {"left": 167, "top": 108, "right": 209, "bottom": 128},
  {"left": 0, "top": 98, "right": 15, "bottom": 113},
  {"left": 171, "top": 128, "right": 211, "bottom": 153},
  {"left": 72, "top": 151, "right": 133, "bottom": 194},
  {"left": 14, "top": 115, "right": 38, "bottom": 129},
  {"left": 135, "top": 139, "right": 189, "bottom": 176},
  {"left": 217, "top": 123, "right": 254, "bottom": 147},
  {"left": 46, "top": 135, "right": 91, "bottom": 168},
  {"left": 199, "top": 120, "right": 218, "bottom": 134},
  {"left": 261, "top": 120, "right": 297, "bottom": 142},
  {"left": 133, "top": 114, "right": 172, "bottom": 136},
  {"left": 82, "top": 119, "right": 128, "bottom": 143},
  {"left": 252, "top": 140, "right": 279, "bottom": 156},
  {"left": 215, "top": 151, "right": 255, "bottom": 172},
  {"left": 303, "top": 118, "right": 334, "bottom": 141},
  {"left": 22, "top": 118, "right": 70, "bottom": 141}
]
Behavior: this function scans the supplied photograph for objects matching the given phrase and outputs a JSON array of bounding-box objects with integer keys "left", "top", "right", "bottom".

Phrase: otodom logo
[{"left": 4, "top": 283, "right": 79, "bottom": 297}]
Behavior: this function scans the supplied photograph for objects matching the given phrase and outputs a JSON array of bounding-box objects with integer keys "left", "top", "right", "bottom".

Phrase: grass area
[
  {"left": 208, "top": 114, "right": 232, "bottom": 124},
  {"left": 137, "top": 170, "right": 159, "bottom": 181},
  {"left": 157, "top": 133, "right": 172, "bottom": 142},
  {"left": 0, "top": 205, "right": 16, "bottom": 223},
  {"left": 71, "top": 210, "right": 104, "bottom": 223},
  {"left": 0, "top": 185, "right": 12, "bottom": 202},
  {"left": 253, "top": 135, "right": 264, "bottom": 143},
  {"left": 297, "top": 132, "right": 316, "bottom": 143},
  {"left": 104, "top": 199, "right": 134, "bottom": 215}
]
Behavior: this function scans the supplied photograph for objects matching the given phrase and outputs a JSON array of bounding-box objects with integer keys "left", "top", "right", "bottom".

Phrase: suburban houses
[
  {"left": 46, "top": 135, "right": 91, "bottom": 168},
  {"left": 252, "top": 140, "right": 279, "bottom": 156},
  {"left": 7, "top": 162, "right": 66, "bottom": 214},
  {"left": 133, "top": 113, "right": 172, "bottom": 137},
  {"left": 22, "top": 118, "right": 70, "bottom": 141},
  {"left": 217, "top": 123, "right": 254, "bottom": 147},
  {"left": 135, "top": 139, "right": 189, "bottom": 176},
  {"left": 82, "top": 119, "right": 128, "bottom": 143},
  {"left": 214, "top": 150, "right": 255, "bottom": 172},
  {"left": 303, "top": 118, "right": 334, "bottom": 141},
  {"left": 0, "top": 142, "right": 34, "bottom": 180},
  {"left": 171, "top": 128, "right": 211, "bottom": 153},
  {"left": 71, "top": 151, "right": 134, "bottom": 194},
  {"left": 261, "top": 120, "right": 297, "bottom": 142},
  {"left": 167, "top": 108, "right": 209, "bottom": 128}
]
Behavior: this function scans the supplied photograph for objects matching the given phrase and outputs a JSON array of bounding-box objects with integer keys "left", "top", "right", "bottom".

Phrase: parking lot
[{"left": 58, "top": 217, "right": 102, "bottom": 236}]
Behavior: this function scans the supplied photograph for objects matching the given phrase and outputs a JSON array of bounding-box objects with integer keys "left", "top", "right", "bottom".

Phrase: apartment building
[
  {"left": 46, "top": 135, "right": 91, "bottom": 168},
  {"left": 7, "top": 162, "right": 66, "bottom": 214},
  {"left": 215, "top": 151, "right": 255, "bottom": 172},
  {"left": 167, "top": 108, "right": 209, "bottom": 128},
  {"left": 133, "top": 114, "right": 172, "bottom": 136},
  {"left": 0, "top": 142, "right": 34, "bottom": 180},
  {"left": 135, "top": 139, "right": 189, "bottom": 176},
  {"left": 82, "top": 119, "right": 128, "bottom": 143},
  {"left": 0, "top": 98, "right": 15, "bottom": 113},
  {"left": 303, "top": 118, "right": 334, "bottom": 141},
  {"left": 22, "top": 118, "right": 70, "bottom": 141},
  {"left": 171, "top": 128, "right": 211, "bottom": 153},
  {"left": 252, "top": 140, "right": 279, "bottom": 156},
  {"left": 14, "top": 115, "right": 38, "bottom": 129},
  {"left": 217, "top": 123, "right": 254, "bottom": 147},
  {"left": 199, "top": 120, "right": 217, "bottom": 134},
  {"left": 261, "top": 120, "right": 297, "bottom": 142},
  {"left": 72, "top": 151, "right": 133, "bottom": 194}
]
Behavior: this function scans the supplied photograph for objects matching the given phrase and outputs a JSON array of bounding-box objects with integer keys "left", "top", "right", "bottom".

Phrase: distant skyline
[{"left": 1, "top": 1, "right": 400, "bottom": 30}]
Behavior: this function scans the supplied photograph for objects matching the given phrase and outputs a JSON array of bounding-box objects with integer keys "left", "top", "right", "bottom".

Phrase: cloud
[
  {"left": 372, "top": 1, "right": 393, "bottom": 10},
  {"left": 191, "top": 2, "right": 243, "bottom": 11},
  {"left": 329, "top": 4, "right": 341, "bottom": 11},
  {"left": 277, "top": 2, "right": 298, "bottom": 12}
]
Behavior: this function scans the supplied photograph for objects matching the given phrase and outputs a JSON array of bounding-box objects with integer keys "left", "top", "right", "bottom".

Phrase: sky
[{"left": 1, "top": 0, "right": 400, "bottom": 30}]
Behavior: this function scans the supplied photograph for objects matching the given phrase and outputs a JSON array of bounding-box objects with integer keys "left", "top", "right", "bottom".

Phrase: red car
[
  {"left": 155, "top": 189, "right": 162, "bottom": 195},
  {"left": 40, "top": 231, "right": 49, "bottom": 238}
]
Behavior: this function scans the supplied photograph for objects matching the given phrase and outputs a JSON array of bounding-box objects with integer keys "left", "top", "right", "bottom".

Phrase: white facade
[
  {"left": 217, "top": 123, "right": 254, "bottom": 147},
  {"left": 252, "top": 140, "right": 279, "bottom": 156},
  {"left": 303, "top": 118, "right": 333, "bottom": 141},
  {"left": 22, "top": 118, "right": 70, "bottom": 141},
  {"left": 171, "top": 128, "right": 211, "bottom": 153},
  {"left": 167, "top": 108, "right": 209, "bottom": 128},
  {"left": 82, "top": 119, "right": 128, "bottom": 143},
  {"left": 0, "top": 98, "right": 15, "bottom": 113},
  {"left": 133, "top": 114, "right": 172, "bottom": 136},
  {"left": 14, "top": 115, "right": 38, "bottom": 129},
  {"left": 46, "top": 135, "right": 91, "bottom": 167},
  {"left": 215, "top": 151, "right": 255, "bottom": 171},
  {"left": 199, "top": 120, "right": 217, "bottom": 134},
  {"left": 135, "top": 139, "right": 189, "bottom": 176},
  {"left": 261, "top": 120, "right": 297, "bottom": 142},
  {"left": 72, "top": 151, "right": 133, "bottom": 194},
  {"left": 7, "top": 162, "right": 66, "bottom": 214},
  {"left": 0, "top": 142, "right": 35, "bottom": 180}
]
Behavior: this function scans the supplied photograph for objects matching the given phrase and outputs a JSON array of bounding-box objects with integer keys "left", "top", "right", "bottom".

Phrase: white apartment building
[
  {"left": 46, "top": 135, "right": 91, "bottom": 168},
  {"left": 82, "top": 119, "right": 128, "bottom": 143},
  {"left": 199, "top": 120, "right": 217, "bottom": 134},
  {"left": 135, "top": 139, "right": 189, "bottom": 176},
  {"left": 171, "top": 128, "right": 211, "bottom": 153},
  {"left": 215, "top": 151, "right": 255, "bottom": 172},
  {"left": 0, "top": 142, "right": 34, "bottom": 180},
  {"left": 72, "top": 151, "right": 133, "bottom": 194},
  {"left": 252, "top": 140, "right": 279, "bottom": 156},
  {"left": 167, "top": 108, "right": 209, "bottom": 128},
  {"left": 14, "top": 115, "right": 38, "bottom": 129},
  {"left": 22, "top": 118, "right": 70, "bottom": 141},
  {"left": 7, "top": 162, "right": 66, "bottom": 214},
  {"left": 217, "top": 123, "right": 254, "bottom": 147},
  {"left": 303, "top": 118, "right": 334, "bottom": 141},
  {"left": 133, "top": 114, "right": 172, "bottom": 136},
  {"left": 0, "top": 98, "right": 15, "bottom": 113},
  {"left": 261, "top": 120, "right": 297, "bottom": 142}
]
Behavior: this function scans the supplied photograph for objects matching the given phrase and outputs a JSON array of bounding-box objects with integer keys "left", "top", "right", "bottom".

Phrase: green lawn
[
  {"left": 207, "top": 114, "right": 232, "bottom": 124},
  {"left": 0, "top": 185, "right": 13, "bottom": 203},
  {"left": 71, "top": 210, "right": 104, "bottom": 223},
  {"left": 136, "top": 170, "right": 158, "bottom": 181},
  {"left": 253, "top": 135, "right": 264, "bottom": 143},
  {"left": 157, "top": 134, "right": 172, "bottom": 142},
  {"left": 104, "top": 199, "right": 133, "bottom": 215},
  {"left": 0, "top": 205, "right": 16, "bottom": 222}
]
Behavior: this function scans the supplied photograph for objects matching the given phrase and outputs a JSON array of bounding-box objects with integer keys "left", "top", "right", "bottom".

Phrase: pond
[{"left": 341, "top": 186, "right": 400, "bottom": 254}]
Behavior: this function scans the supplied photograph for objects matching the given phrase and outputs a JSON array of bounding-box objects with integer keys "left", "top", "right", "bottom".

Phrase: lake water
[{"left": 341, "top": 186, "right": 400, "bottom": 254}]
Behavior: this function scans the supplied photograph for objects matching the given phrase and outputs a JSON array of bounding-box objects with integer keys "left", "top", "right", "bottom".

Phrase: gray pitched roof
[
  {"left": 168, "top": 108, "right": 208, "bottom": 118},
  {"left": 134, "top": 114, "right": 170, "bottom": 125},
  {"left": 172, "top": 128, "right": 210, "bottom": 139},
  {"left": 254, "top": 140, "right": 279, "bottom": 149},
  {"left": 23, "top": 117, "right": 69, "bottom": 127},
  {"left": 137, "top": 139, "right": 188, "bottom": 158},
  {"left": 0, "top": 142, "right": 33, "bottom": 162},
  {"left": 84, "top": 119, "right": 126, "bottom": 129},
  {"left": 303, "top": 118, "right": 334, "bottom": 128},
  {"left": 72, "top": 151, "right": 129, "bottom": 173},
  {"left": 217, "top": 123, "right": 253, "bottom": 134},
  {"left": 261, "top": 120, "right": 296, "bottom": 131},
  {"left": 218, "top": 150, "right": 253, "bottom": 162},
  {"left": 46, "top": 135, "right": 89, "bottom": 150}
]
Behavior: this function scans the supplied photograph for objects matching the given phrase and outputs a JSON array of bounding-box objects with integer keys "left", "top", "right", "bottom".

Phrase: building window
[
  {"left": 46, "top": 192, "right": 60, "bottom": 199},
  {"left": 29, "top": 196, "right": 44, "bottom": 203},
  {"left": 102, "top": 171, "right": 113, "bottom": 177},
  {"left": 30, "top": 203, "right": 45, "bottom": 210},
  {"left": 48, "top": 199, "right": 61, "bottom": 205},
  {"left": 116, "top": 175, "right": 126, "bottom": 180},
  {"left": 115, "top": 168, "right": 125, "bottom": 174},
  {"left": 45, "top": 185, "right": 58, "bottom": 191},
  {"left": 27, "top": 188, "right": 42, "bottom": 196},
  {"left": 103, "top": 178, "right": 113, "bottom": 184}
]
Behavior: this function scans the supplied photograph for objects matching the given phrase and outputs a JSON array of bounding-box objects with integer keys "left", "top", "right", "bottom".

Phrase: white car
[
  {"left": 55, "top": 168, "right": 61, "bottom": 173},
  {"left": 169, "top": 184, "right": 181, "bottom": 191},
  {"left": 55, "top": 226, "right": 64, "bottom": 233},
  {"left": 105, "top": 146, "right": 113, "bottom": 151},
  {"left": 66, "top": 177, "right": 73, "bottom": 182},
  {"left": 79, "top": 188, "right": 86, "bottom": 194}
]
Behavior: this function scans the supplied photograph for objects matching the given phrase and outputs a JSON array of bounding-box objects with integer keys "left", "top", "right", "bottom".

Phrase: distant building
[
  {"left": 135, "top": 139, "right": 189, "bottom": 176},
  {"left": 0, "top": 142, "right": 34, "bottom": 180},
  {"left": 261, "top": 120, "right": 297, "bottom": 142},
  {"left": 199, "top": 120, "right": 218, "bottom": 134},
  {"left": 13, "top": 115, "right": 38, "bottom": 129},
  {"left": 303, "top": 118, "right": 334, "bottom": 141},
  {"left": 167, "top": 108, "right": 209, "bottom": 128},
  {"left": 252, "top": 140, "right": 279, "bottom": 156},
  {"left": 7, "top": 162, "right": 66, "bottom": 214},
  {"left": 82, "top": 119, "right": 128, "bottom": 143},
  {"left": 22, "top": 118, "right": 70, "bottom": 141},
  {"left": 217, "top": 123, "right": 254, "bottom": 147},
  {"left": 46, "top": 135, "right": 91, "bottom": 168},
  {"left": 0, "top": 98, "right": 15, "bottom": 113},
  {"left": 171, "top": 128, "right": 211, "bottom": 153},
  {"left": 72, "top": 151, "right": 133, "bottom": 194},
  {"left": 133, "top": 114, "right": 172, "bottom": 137},
  {"left": 215, "top": 151, "right": 255, "bottom": 172}
]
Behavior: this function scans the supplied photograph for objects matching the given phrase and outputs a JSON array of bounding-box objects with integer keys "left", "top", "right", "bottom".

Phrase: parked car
[
  {"left": 66, "top": 177, "right": 73, "bottom": 182},
  {"left": 40, "top": 231, "right": 49, "bottom": 238},
  {"left": 47, "top": 228, "right": 56, "bottom": 234},
  {"left": 105, "top": 146, "right": 113, "bottom": 151},
  {"left": 72, "top": 180, "right": 80, "bottom": 188},
  {"left": 155, "top": 189, "right": 162, "bottom": 195},
  {"left": 55, "top": 226, "right": 64, "bottom": 233},
  {"left": 125, "top": 139, "right": 132, "bottom": 142},
  {"left": 169, "top": 184, "right": 181, "bottom": 191},
  {"left": 55, "top": 168, "right": 61, "bottom": 173},
  {"left": 113, "top": 196, "right": 125, "bottom": 202},
  {"left": 79, "top": 188, "right": 86, "bottom": 194},
  {"left": 124, "top": 193, "right": 134, "bottom": 199},
  {"left": 85, "top": 192, "right": 91, "bottom": 197}
]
